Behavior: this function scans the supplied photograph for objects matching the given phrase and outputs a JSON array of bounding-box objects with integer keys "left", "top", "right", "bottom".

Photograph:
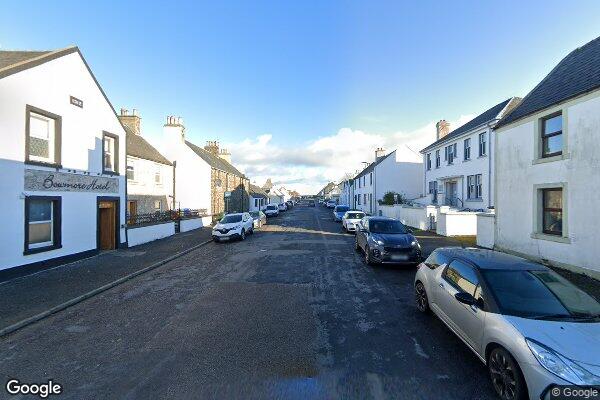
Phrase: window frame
[
  {"left": 442, "top": 258, "right": 479, "bottom": 296},
  {"left": 102, "top": 131, "right": 120, "bottom": 175},
  {"left": 426, "top": 153, "right": 431, "bottom": 170},
  {"left": 542, "top": 188, "right": 563, "bottom": 236},
  {"left": 435, "top": 150, "right": 440, "bottom": 168},
  {"left": 24, "top": 196, "right": 62, "bottom": 255},
  {"left": 464, "top": 138, "right": 471, "bottom": 160},
  {"left": 154, "top": 165, "right": 162, "bottom": 185},
  {"left": 541, "top": 112, "right": 563, "bottom": 158},
  {"left": 25, "top": 105, "right": 62, "bottom": 168},
  {"left": 478, "top": 132, "right": 486, "bottom": 157}
]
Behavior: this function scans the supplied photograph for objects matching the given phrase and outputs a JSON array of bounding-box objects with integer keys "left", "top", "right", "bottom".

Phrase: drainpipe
[
  {"left": 172, "top": 160, "right": 177, "bottom": 210},
  {"left": 486, "top": 120, "right": 497, "bottom": 209}
]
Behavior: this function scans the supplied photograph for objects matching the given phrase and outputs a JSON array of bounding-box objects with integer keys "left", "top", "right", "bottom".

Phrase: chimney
[
  {"left": 204, "top": 140, "right": 220, "bottom": 155},
  {"left": 218, "top": 148, "right": 231, "bottom": 164},
  {"left": 436, "top": 120, "right": 450, "bottom": 140},
  {"left": 163, "top": 115, "right": 185, "bottom": 142},
  {"left": 375, "top": 147, "right": 386, "bottom": 161},
  {"left": 119, "top": 107, "right": 141, "bottom": 135}
]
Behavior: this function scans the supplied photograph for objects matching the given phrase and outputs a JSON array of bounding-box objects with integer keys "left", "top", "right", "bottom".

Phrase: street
[{"left": 1, "top": 205, "right": 497, "bottom": 400}]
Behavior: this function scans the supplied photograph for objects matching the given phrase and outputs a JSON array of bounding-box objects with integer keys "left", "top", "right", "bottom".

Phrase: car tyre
[
  {"left": 240, "top": 229, "right": 246, "bottom": 241},
  {"left": 364, "top": 246, "right": 374, "bottom": 266},
  {"left": 354, "top": 237, "right": 361, "bottom": 252},
  {"left": 488, "top": 347, "right": 527, "bottom": 400},
  {"left": 213, "top": 237, "right": 220, "bottom": 243},
  {"left": 415, "top": 281, "right": 430, "bottom": 313}
]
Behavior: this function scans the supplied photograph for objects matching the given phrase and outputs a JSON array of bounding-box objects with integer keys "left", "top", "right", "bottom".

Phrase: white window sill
[
  {"left": 530, "top": 232, "right": 571, "bottom": 244},
  {"left": 465, "top": 198, "right": 483, "bottom": 202},
  {"left": 532, "top": 153, "right": 570, "bottom": 165}
]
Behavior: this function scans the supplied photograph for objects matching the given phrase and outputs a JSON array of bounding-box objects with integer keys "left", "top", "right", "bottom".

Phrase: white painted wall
[
  {"left": 378, "top": 204, "right": 437, "bottom": 231},
  {"left": 495, "top": 90, "right": 600, "bottom": 278},
  {"left": 180, "top": 216, "right": 212, "bottom": 232},
  {"left": 477, "top": 212, "right": 495, "bottom": 249},
  {"left": 127, "top": 155, "right": 174, "bottom": 209},
  {"left": 127, "top": 222, "right": 175, "bottom": 247},
  {"left": 423, "top": 126, "right": 494, "bottom": 209},
  {"left": 353, "top": 173, "right": 375, "bottom": 214},
  {"left": 0, "top": 51, "right": 127, "bottom": 271},
  {"left": 159, "top": 124, "right": 212, "bottom": 213},
  {"left": 436, "top": 211, "right": 478, "bottom": 236},
  {"left": 374, "top": 151, "right": 423, "bottom": 215},
  {"left": 249, "top": 195, "right": 267, "bottom": 211}
]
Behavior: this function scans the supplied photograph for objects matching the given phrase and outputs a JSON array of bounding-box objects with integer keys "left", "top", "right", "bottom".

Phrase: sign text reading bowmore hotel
[{"left": 24, "top": 169, "right": 119, "bottom": 193}]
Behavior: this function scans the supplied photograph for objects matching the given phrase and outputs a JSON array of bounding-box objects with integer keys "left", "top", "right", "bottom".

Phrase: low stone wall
[
  {"left": 378, "top": 205, "right": 437, "bottom": 231},
  {"left": 436, "top": 210, "right": 478, "bottom": 236},
  {"left": 180, "top": 216, "right": 212, "bottom": 232},
  {"left": 128, "top": 222, "right": 176, "bottom": 247},
  {"left": 476, "top": 212, "right": 495, "bottom": 249}
]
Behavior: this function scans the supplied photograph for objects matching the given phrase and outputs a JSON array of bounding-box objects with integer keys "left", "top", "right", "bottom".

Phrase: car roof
[
  {"left": 366, "top": 216, "right": 396, "bottom": 221},
  {"left": 435, "top": 247, "right": 548, "bottom": 271},
  {"left": 224, "top": 212, "right": 244, "bottom": 216}
]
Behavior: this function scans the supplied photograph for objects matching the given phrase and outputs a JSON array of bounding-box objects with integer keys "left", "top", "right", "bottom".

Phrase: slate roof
[
  {"left": 0, "top": 50, "right": 51, "bottom": 69},
  {"left": 0, "top": 47, "right": 78, "bottom": 79},
  {"left": 249, "top": 184, "right": 268, "bottom": 198},
  {"left": 353, "top": 150, "right": 396, "bottom": 180},
  {"left": 421, "top": 98, "right": 519, "bottom": 153},
  {"left": 125, "top": 126, "right": 172, "bottom": 165},
  {"left": 185, "top": 140, "right": 246, "bottom": 178},
  {"left": 497, "top": 36, "right": 600, "bottom": 128}
]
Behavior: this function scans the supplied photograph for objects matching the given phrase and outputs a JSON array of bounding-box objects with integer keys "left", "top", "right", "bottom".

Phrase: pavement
[{"left": 0, "top": 205, "right": 598, "bottom": 399}]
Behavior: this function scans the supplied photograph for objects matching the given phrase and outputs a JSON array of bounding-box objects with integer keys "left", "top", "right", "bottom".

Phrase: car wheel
[
  {"left": 354, "top": 237, "right": 361, "bottom": 252},
  {"left": 213, "top": 237, "right": 220, "bottom": 243},
  {"left": 415, "top": 282, "right": 430, "bottom": 313},
  {"left": 364, "top": 246, "right": 374, "bottom": 266},
  {"left": 240, "top": 229, "right": 246, "bottom": 241},
  {"left": 488, "top": 347, "right": 527, "bottom": 400}
]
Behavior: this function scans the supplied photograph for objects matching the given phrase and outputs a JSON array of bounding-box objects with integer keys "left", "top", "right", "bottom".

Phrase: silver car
[{"left": 414, "top": 247, "right": 600, "bottom": 400}]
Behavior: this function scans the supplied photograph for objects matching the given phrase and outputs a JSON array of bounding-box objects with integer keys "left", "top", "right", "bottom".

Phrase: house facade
[
  {"left": 0, "top": 47, "right": 127, "bottom": 278},
  {"left": 249, "top": 184, "right": 269, "bottom": 211},
  {"left": 352, "top": 148, "right": 423, "bottom": 215},
  {"left": 120, "top": 108, "right": 174, "bottom": 217},
  {"left": 420, "top": 98, "right": 520, "bottom": 210},
  {"left": 339, "top": 179, "right": 353, "bottom": 206},
  {"left": 494, "top": 37, "right": 600, "bottom": 278},
  {"left": 160, "top": 118, "right": 249, "bottom": 216}
]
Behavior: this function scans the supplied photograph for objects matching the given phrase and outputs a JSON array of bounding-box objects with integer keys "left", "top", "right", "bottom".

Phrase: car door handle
[
  {"left": 439, "top": 283, "right": 444, "bottom": 289},
  {"left": 470, "top": 305, "right": 478, "bottom": 313}
]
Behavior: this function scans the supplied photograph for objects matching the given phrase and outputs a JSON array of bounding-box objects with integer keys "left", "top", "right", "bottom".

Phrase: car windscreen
[
  {"left": 220, "top": 215, "right": 242, "bottom": 224},
  {"left": 249, "top": 212, "right": 259, "bottom": 217},
  {"left": 481, "top": 269, "right": 600, "bottom": 319},
  {"left": 335, "top": 206, "right": 349, "bottom": 213},
  {"left": 346, "top": 213, "right": 364, "bottom": 219},
  {"left": 266, "top": 205, "right": 277, "bottom": 210},
  {"left": 369, "top": 220, "right": 409, "bottom": 234}
]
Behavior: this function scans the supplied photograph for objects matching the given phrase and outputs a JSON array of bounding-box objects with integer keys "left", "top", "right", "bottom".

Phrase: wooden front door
[{"left": 99, "top": 200, "right": 117, "bottom": 250}]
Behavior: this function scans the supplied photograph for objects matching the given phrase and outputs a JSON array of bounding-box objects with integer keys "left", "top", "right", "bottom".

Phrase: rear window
[
  {"left": 346, "top": 212, "right": 364, "bottom": 219},
  {"left": 423, "top": 250, "right": 451, "bottom": 269},
  {"left": 266, "top": 205, "right": 277, "bottom": 210},
  {"left": 335, "top": 206, "right": 349, "bottom": 212}
]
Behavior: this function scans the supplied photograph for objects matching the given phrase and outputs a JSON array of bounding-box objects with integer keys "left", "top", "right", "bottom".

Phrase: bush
[{"left": 379, "top": 191, "right": 405, "bottom": 205}]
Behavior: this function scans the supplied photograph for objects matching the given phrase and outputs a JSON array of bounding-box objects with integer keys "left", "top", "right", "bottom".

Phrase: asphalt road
[{"left": 0, "top": 206, "right": 498, "bottom": 400}]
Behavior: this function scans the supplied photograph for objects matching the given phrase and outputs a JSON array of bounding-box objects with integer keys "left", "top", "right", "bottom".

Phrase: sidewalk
[{"left": 0, "top": 227, "right": 213, "bottom": 331}]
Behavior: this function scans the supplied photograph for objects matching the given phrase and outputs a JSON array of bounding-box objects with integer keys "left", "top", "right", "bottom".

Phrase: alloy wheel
[
  {"left": 415, "top": 282, "right": 430, "bottom": 313},
  {"left": 240, "top": 229, "right": 246, "bottom": 240},
  {"left": 488, "top": 349, "right": 521, "bottom": 400}
]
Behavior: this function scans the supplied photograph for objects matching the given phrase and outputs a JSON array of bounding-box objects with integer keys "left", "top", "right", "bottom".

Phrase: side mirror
[
  {"left": 454, "top": 292, "right": 476, "bottom": 306},
  {"left": 407, "top": 228, "right": 413, "bottom": 234}
]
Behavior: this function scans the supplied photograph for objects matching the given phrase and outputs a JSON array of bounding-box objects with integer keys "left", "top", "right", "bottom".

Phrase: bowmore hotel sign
[{"left": 24, "top": 169, "right": 119, "bottom": 193}]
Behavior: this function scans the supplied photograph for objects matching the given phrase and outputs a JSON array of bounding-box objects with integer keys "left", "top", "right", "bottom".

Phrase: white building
[
  {"left": 352, "top": 148, "right": 423, "bottom": 215},
  {"left": 119, "top": 108, "right": 174, "bottom": 217},
  {"left": 249, "top": 184, "right": 269, "bottom": 211},
  {"left": 420, "top": 98, "right": 520, "bottom": 210},
  {"left": 339, "top": 179, "right": 353, "bottom": 206},
  {"left": 0, "top": 47, "right": 127, "bottom": 278},
  {"left": 494, "top": 36, "right": 600, "bottom": 279}
]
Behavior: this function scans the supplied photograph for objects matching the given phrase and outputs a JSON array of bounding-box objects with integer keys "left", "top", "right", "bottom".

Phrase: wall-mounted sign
[
  {"left": 224, "top": 191, "right": 231, "bottom": 197},
  {"left": 70, "top": 96, "right": 83, "bottom": 108},
  {"left": 24, "top": 169, "right": 119, "bottom": 193}
]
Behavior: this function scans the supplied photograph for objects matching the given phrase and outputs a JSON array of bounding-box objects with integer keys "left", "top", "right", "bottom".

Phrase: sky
[{"left": 2, "top": 0, "right": 600, "bottom": 193}]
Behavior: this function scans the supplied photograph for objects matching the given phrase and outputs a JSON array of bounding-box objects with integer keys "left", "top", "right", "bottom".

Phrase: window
[
  {"left": 154, "top": 166, "right": 161, "bottom": 184},
  {"left": 467, "top": 174, "right": 482, "bottom": 199},
  {"left": 435, "top": 150, "right": 440, "bottom": 168},
  {"left": 443, "top": 259, "right": 478, "bottom": 295},
  {"left": 102, "top": 132, "right": 119, "bottom": 174},
  {"left": 254, "top": 198, "right": 259, "bottom": 207},
  {"left": 446, "top": 143, "right": 457, "bottom": 164},
  {"left": 426, "top": 153, "right": 431, "bottom": 170},
  {"left": 478, "top": 133, "right": 486, "bottom": 156},
  {"left": 542, "top": 188, "right": 562, "bottom": 235},
  {"left": 126, "top": 165, "right": 135, "bottom": 181},
  {"left": 24, "top": 196, "right": 61, "bottom": 254},
  {"left": 127, "top": 200, "right": 137, "bottom": 224},
  {"left": 25, "top": 106, "right": 61, "bottom": 166},
  {"left": 364, "top": 194, "right": 367, "bottom": 205},
  {"left": 357, "top": 194, "right": 361, "bottom": 205},
  {"left": 464, "top": 138, "right": 471, "bottom": 160},
  {"left": 154, "top": 200, "right": 161, "bottom": 212},
  {"left": 428, "top": 181, "right": 438, "bottom": 194},
  {"left": 369, "top": 173, "right": 372, "bottom": 185},
  {"left": 541, "top": 113, "right": 563, "bottom": 158},
  {"left": 423, "top": 250, "right": 451, "bottom": 269}
]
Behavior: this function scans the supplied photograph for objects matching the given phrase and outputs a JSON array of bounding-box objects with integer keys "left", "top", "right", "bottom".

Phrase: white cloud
[{"left": 226, "top": 115, "right": 475, "bottom": 194}]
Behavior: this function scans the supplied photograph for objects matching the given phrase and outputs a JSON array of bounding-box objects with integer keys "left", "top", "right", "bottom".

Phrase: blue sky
[{"left": 2, "top": 1, "right": 600, "bottom": 192}]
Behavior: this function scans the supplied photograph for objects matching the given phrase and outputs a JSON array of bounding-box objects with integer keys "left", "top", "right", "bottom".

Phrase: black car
[
  {"left": 308, "top": 199, "right": 316, "bottom": 207},
  {"left": 355, "top": 216, "right": 422, "bottom": 265}
]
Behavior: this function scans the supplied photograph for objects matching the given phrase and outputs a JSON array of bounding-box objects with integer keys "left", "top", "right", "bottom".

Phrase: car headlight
[
  {"left": 374, "top": 239, "right": 385, "bottom": 246},
  {"left": 526, "top": 338, "right": 600, "bottom": 385},
  {"left": 411, "top": 240, "right": 421, "bottom": 249}
]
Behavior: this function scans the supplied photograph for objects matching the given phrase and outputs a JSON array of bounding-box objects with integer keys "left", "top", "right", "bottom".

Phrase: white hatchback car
[
  {"left": 278, "top": 203, "right": 288, "bottom": 211},
  {"left": 264, "top": 204, "right": 279, "bottom": 217},
  {"left": 212, "top": 212, "right": 254, "bottom": 242},
  {"left": 342, "top": 211, "right": 365, "bottom": 232}
]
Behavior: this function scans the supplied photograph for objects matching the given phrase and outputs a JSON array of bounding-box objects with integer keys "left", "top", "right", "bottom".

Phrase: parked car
[
  {"left": 414, "top": 247, "right": 600, "bottom": 400},
  {"left": 250, "top": 210, "right": 267, "bottom": 228},
  {"left": 286, "top": 200, "right": 294, "bottom": 209},
  {"left": 278, "top": 203, "right": 288, "bottom": 211},
  {"left": 354, "top": 217, "right": 422, "bottom": 265},
  {"left": 342, "top": 211, "right": 365, "bottom": 232},
  {"left": 326, "top": 200, "right": 337, "bottom": 208},
  {"left": 264, "top": 204, "right": 279, "bottom": 217},
  {"left": 308, "top": 199, "right": 316, "bottom": 207},
  {"left": 332, "top": 205, "right": 350, "bottom": 221},
  {"left": 212, "top": 212, "right": 254, "bottom": 242}
]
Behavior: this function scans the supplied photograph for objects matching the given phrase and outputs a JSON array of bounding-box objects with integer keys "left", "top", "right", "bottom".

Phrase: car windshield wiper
[{"left": 528, "top": 313, "right": 574, "bottom": 320}]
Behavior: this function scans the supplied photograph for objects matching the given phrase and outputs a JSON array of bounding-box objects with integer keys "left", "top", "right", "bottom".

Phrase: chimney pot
[{"left": 436, "top": 120, "right": 450, "bottom": 140}]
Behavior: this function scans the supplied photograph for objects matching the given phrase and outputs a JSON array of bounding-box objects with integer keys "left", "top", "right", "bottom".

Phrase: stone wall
[
  {"left": 127, "top": 194, "right": 170, "bottom": 215},
  {"left": 211, "top": 169, "right": 249, "bottom": 215}
]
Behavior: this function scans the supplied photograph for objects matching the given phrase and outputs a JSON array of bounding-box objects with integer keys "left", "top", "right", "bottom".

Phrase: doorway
[
  {"left": 445, "top": 181, "right": 458, "bottom": 206},
  {"left": 97, "top": 197, "right": 119, "bottom": 250}
]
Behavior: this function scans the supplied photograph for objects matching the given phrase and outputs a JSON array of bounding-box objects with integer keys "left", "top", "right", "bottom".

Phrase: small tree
[{"left": 380, "top": 191, "right": 405, "bottom": 205}]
